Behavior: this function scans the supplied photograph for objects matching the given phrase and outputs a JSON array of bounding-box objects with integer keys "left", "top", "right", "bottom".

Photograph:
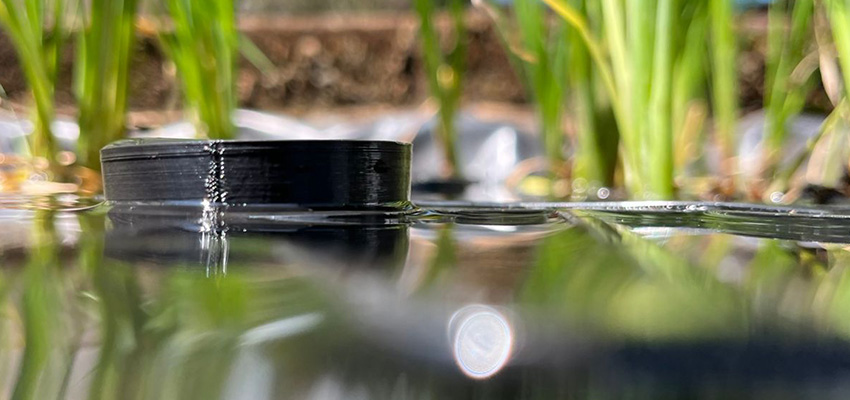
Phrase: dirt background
[{"left": 0, "top": 10, "right": 829, "bottom": 127}]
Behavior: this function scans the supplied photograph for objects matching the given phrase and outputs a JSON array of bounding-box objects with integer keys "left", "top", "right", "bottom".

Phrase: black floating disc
[{"left": 101, "top": 139, "right": 412, "bottom": 210}]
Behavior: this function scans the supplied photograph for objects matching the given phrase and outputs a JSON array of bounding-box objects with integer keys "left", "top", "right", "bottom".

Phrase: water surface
[{"left": 3, "top": 198, "right": 850, "bottom": 399}]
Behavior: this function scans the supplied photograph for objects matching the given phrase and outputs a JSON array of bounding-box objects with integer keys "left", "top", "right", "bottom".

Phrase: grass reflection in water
[{"left": 2, "top": 202, "right": 850, "bottom": 398}]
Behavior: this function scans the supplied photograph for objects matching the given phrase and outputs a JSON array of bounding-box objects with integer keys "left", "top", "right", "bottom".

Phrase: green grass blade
[
  {"left": 645, "top": 0, "right": 674, "bottom": 199},
  {"left": 828, "top": 0, "right": 850, "bottom": 101},
  {"left": 763, "top": 0, "right": 814, "bottom": 178},
  {"left": 414, "top": 0, "right": 465, "bottom": 179},
  {"left": 709, "top": 0, "right": 738, "bottom": 188},
  {"left": 0, "top": 0, "right": 61, "bottom": 166},
  {"left": 75, "top": 0, "right": 139, "bottom": 171},
  {"left": 160, "top": 0, "right": 237, "bottom": 140}
]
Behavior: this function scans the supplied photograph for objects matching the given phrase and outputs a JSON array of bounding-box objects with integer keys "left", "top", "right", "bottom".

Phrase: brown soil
[
  {"left": 0, "top": 10, "right": 826, "bottom": 128},
  {"left": 236, "top": 12, "right": 525, "bottom": 112}
]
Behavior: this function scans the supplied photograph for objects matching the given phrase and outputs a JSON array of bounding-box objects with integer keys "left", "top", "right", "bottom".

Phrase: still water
[{"left": 3, "top": 198, "right": 850, "bottom": 399}]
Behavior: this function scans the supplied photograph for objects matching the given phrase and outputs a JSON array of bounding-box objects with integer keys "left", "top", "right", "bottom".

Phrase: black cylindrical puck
[{"left": 101, "top": 139, "right": 412, "bottom": 210}]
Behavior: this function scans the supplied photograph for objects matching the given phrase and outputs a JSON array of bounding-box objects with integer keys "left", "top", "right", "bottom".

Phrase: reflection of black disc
[
  {"left": 101, "top": 139, "right": 412, "bottom": 210},
  {"left": 104, "top": 204, "right": 409, "bottom": 270}
]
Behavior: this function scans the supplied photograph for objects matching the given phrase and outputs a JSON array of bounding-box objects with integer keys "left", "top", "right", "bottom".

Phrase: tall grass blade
[
  {"left": 160, "top": 0, "right": 238, "bottom": 139},
  {"left": 827, "top": 0, "right": 850, "bottom": 101},
  {"left": 672, "top": 3, "right": 709, "bottom": 179},
  {"left": 476, "top": 0, "right": 572, "bottom": 195},
  {"left": 646, "top": 0, "right": 674, "bottom": 198},
  {"left": 515, "top": 0, "right": 569, "bottom": 180},
  {"left": 763, "top": 0, "right": 815, "bottom": 181},
  {"left": 709, "top": 0, "right": 738, "bottom": 190},
  {"left": 75, "top": 0, "right": 139, "bottom": 171},
  {"left": 414, "top": 0, "right": 466, "bottom": 179},
  {"left": 568, "top": 0, "right": 617, "bottom": 191},
  {"left": 0, "top": 0, "right": 67, "bottom": 168},
  {"left": 546, "top": 0, "right": 689, "bottom": 199}
]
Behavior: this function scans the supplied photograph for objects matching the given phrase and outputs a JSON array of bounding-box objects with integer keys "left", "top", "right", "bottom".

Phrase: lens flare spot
[{"left": 449, "top": 305, "right": 513, "bottom": 379}]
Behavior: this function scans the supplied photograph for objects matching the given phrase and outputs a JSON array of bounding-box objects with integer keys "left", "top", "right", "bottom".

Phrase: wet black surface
[{"left": 101, "top": 139, "right": 412, "bottom": 209}]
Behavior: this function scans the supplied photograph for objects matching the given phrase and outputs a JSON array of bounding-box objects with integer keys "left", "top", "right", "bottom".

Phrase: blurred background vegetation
[
  {"left": 236, "top": 0, "right": 408, "bottom": 13},
  {"left": 0, "top": 0, "right": 848, "bottom": 203}
]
